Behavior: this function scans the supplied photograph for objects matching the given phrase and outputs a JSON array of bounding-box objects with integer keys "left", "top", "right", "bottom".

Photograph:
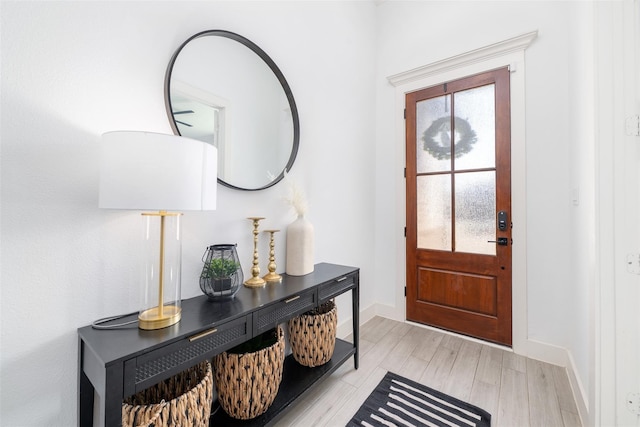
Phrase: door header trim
[{"left": 387, "top": 31, "right": 538, "bottom": 87}]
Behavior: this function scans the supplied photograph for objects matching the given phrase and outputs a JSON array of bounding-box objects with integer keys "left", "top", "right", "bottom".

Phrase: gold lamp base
[{"left": 138, "top": 305, "right": 182, "bottom": 330}]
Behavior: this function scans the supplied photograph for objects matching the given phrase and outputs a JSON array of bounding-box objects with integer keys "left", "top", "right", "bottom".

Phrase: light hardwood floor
[{"left": 275, "top": 316, "right": 582, "bottom": 427}]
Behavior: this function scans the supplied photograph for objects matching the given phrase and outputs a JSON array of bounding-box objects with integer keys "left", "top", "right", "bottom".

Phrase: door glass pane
[
  {"left": 417, "top": 174, "right": 451, "bottom": 250},
  {"left": 455, "top": 171, "right": 496, "bottom": 255},
  {"left": 416, "top": 95, "right": 452, "bottom": 173},
  {"left": 453, "top": 84, "right": 495, "bottom": 170}
]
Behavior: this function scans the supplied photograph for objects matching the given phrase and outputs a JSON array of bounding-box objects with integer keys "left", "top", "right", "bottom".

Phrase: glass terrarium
[{"left": 200, "top": 244, "right": 243, "bottom": 300}]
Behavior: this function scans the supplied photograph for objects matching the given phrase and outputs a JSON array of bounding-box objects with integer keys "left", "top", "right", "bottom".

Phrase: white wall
[
  {"left": 566, "top": 2, "right": 596, "bottom": 418},
  {"left": 0, "top": 2, "right": 376, "bottom": 425}
]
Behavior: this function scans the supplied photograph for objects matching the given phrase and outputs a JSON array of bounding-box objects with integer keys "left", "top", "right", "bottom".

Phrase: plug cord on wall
[{"left": 91, "top": 312, "right": 138, "bottom": 329}]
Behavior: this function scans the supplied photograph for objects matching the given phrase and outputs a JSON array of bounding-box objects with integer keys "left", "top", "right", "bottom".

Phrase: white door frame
[{"left": 593, "top": 1, "right": 640, "bottom": 426}]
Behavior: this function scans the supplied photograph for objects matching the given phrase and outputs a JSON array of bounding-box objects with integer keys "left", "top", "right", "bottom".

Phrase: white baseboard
[
  {"left": 524, "top": 337, "right": 567, "bottom": 366},
  {"left": 336, "top": 303, "right": 376, "bottom": 339},
  {"left": 525, "top": 338, "right": 589, "bottom": 426},
  {"left": 373, "top": 303, "right": 403, "bottom": 322},
  {"left": 566, "top": 350, "right": 589, "bottom": 427}
]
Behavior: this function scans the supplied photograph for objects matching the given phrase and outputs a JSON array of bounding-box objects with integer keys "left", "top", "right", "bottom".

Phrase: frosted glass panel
[
  {"left": 455, "top": 171, "right": 496, "bottom": 255},
  {"left": 417, "top": 175, "right": 451, "bottom": 250},
  {"left": 416, "top": 95, "right": 451, "bottom": 173},
  {"left": 454, "top": 84, "right": 495, "bottom": 170}
]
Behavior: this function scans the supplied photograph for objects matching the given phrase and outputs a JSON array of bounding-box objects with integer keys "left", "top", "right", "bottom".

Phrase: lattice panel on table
[
  {"left": 256, "top": 293, "right": 315, "bottom": 332},
  {"left": 319, "top": 275, "right": 355, "bottom": 301},
  {"left": 135, "top": 322, "right": 246, "bottom": 385}
]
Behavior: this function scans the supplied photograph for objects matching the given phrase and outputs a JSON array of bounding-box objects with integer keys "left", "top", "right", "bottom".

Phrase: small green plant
[{"left": 203, "top": 258, "right": 240, "bottom": 279}]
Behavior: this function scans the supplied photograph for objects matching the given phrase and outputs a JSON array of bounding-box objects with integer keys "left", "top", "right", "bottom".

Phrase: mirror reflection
[{"left": 165, "top": 31, "right": 299, "bottom": 191}]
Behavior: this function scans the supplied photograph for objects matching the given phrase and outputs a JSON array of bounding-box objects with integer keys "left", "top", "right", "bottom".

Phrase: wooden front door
[{"left": 405, "top": 68, "right": 512, "bottom": 346}]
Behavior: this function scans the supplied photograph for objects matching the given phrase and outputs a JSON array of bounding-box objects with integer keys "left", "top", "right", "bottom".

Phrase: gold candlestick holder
[
  {"left": 263, "top": 229, "right": 282, "bottom": 283},
  {"left": 244, "top": 217, "right": 266, "bottom": 287}
]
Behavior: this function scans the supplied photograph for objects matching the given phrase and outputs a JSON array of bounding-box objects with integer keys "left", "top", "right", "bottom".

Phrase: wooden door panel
[
  {"left": 415, "top": 250, "right": 498, "bottom": 274},
  {"left": 416, "top": 267, "right": 497, "bottom": 316},
  {"left": 407, "top": 302, "right": 505, "bottom": 343}
]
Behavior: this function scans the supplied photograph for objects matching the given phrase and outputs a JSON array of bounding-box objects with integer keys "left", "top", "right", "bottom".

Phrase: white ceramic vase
[{"left": 286, "top": 215, "right": 314, "bottom": 276}]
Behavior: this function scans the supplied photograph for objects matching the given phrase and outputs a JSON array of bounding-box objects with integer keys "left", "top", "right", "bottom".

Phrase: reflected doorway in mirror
[{"left": 165, "top": 30, "right": 300, "bottom": 191}]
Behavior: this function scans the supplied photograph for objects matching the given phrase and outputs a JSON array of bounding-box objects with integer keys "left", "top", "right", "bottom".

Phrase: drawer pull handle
[
  {"left": 336, "top": 276, "right": 348, "bottom": 282},
  {"left": 188, "top": 328, "right": 218, "bottom": 342},
  {"left": 284, "top": 295, "right": 301, "bottom": 304}
]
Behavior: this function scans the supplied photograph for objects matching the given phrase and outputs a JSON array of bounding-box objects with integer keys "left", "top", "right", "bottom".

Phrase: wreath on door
[{"left": 422, "top": 116, "right": 477, "bottom": 160}]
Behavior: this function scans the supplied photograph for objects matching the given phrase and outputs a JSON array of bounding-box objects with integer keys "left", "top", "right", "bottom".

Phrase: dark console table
[{"left": 78, "top": 262, "right": 359, "bottom": 426}]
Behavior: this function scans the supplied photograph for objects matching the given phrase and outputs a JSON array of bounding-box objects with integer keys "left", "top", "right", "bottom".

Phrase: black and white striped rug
[{"left": 347, "top": 372, "right": 491, "bottom": 427}]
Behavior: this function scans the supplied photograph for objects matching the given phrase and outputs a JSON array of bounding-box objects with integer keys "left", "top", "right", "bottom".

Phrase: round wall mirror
[{"left": 164, "top": 30, "right": 299, "bottom": 191}]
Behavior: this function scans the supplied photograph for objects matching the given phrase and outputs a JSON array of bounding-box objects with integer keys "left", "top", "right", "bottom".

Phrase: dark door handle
[{"left": 488, "top": 237, "right": 509, "bottom": 246}]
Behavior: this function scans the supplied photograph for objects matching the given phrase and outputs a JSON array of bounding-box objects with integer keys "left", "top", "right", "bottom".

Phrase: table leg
[
  {"left": 103, "top": 363, "right": 125, "bottom": 427},
  {"left": 79, "top": 369, "right": 94, "bottom": 426},
  {"left": 352, "top": 276, "right": 359, "bottom": 369},
  {"left": 78, "top": 337, "right": 95, "bottom": 426}
]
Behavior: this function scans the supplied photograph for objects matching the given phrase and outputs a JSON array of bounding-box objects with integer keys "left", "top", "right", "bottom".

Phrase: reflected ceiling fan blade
[
  {"left": 173, "top": 110, "right": 194, "bottom": 115},
  {"left": 176, "top": 120, "right": 193, "bottom": 127}
]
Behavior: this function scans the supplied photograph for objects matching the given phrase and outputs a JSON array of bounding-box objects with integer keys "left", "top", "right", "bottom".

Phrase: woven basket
[
  {"left": 288, "top": 300, "right": 337, "bottom": 367},
  {"left": 122, "top": 360, "right": 213, "bottom": 427},
  {"left": 213, "top": 326, "right": 285, "bottom": 420}
]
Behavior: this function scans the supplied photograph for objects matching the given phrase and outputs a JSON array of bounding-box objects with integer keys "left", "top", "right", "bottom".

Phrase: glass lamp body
[
  {"left": 200, "top": 244, "right": 243, "bottom": 299},
  {"left": 139, "top": 213, "right": 182, "bottom": 330}
]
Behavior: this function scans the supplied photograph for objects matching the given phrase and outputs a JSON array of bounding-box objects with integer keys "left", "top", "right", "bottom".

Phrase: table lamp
[{"left": 99, "top": 131, "right": 217, "bottom": 330}]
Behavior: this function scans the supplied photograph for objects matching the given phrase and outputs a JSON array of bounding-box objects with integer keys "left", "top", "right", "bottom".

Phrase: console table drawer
[
  {"left": 253, "top": 289, "right": 316, "bottom": 334},
  {"left": 318, "top": 271, "right": 358, "bottom": 302},
  {"left": 126, "top": 315, "right": 250, "bottom": 395}
]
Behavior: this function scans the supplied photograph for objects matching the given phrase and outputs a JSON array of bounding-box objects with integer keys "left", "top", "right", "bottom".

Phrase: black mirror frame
[{"left": 164, "top": 30, "right": 300, "bottom": 191}]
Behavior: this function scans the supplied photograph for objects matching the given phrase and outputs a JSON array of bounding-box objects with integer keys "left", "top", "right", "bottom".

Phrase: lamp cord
[{"left": 91, "top": 312, "right": 138, "bottom": 329}]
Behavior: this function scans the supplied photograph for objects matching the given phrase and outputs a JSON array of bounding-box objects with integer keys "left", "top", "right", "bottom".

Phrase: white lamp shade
[{"left": 99, "top": 131, "right": 217, "bottom": 211}]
